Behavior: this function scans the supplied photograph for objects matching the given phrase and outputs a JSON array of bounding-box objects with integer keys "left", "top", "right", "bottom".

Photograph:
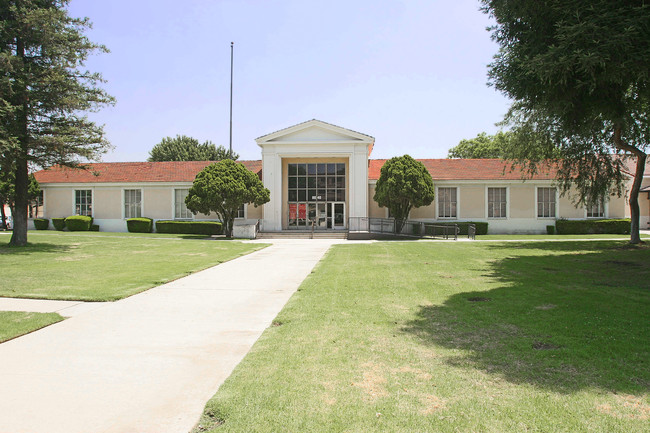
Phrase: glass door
[{"left": 332, "top": 202, "right": 345, "bottom": 229}]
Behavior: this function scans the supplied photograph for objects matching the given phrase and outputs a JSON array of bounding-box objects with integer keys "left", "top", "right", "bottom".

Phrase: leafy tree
[
  {"left": 185, "top": 159, "right": 269, "bottom": 238},
  {"left": 373, "top": 155, "right": 435, "bottom": 233},
  {"left": 148, "top": 135, "right": 238, "bottom": 162},
  {"left": 481, "top": 0, "right": 650, "bottom": 243},
  {"left": 448, "top": 131, "right": 513, "bottom": 159},
  {"left": 0, "top": 166, "right": 39, "bottom": 230},
  {"left": 0, "top": 0, "right": 114, "bottom": 246}
]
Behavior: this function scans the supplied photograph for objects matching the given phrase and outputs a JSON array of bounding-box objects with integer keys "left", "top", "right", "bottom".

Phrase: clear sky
[{"left": 67, "top": 0, "right": 511, "bottom": 162}]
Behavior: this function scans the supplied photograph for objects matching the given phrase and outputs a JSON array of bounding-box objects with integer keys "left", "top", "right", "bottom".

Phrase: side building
[{"left": 32, "top": 119, "right": 647, "bottom": 234}]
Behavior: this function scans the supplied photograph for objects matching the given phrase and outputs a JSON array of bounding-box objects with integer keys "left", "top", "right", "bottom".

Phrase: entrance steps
[{"left": 257, "top": 231, "right": 348, "bottom": 240}]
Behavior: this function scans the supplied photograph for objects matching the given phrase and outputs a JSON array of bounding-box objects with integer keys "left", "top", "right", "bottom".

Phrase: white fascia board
[
  {"left": 40, "top": 182, "right": 194, "bottom": 188},
  {"left": 256, "top": 120, "right": 374, "bottom": 145}
]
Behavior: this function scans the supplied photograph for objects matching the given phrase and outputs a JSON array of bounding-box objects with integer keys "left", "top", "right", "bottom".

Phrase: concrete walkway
[
  {"left": 0, "top": 239, "right": 342, "bottom": 433},
  {"left": 0, "top": 298, "right": 106, "bottom": 317}
]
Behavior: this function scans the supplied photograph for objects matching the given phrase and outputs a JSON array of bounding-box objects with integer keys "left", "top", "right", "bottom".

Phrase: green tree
[
  {"left": 148, "top": 135, "right": 238, "bottom": 162},
  {"left": 448, "top": 131, "right": 513, "bottom": 159},
  {"left": 185, "top": 159, "right": 269, "bottom": 238},
  {"left": 481, "top": 0, "right": 650, "bottom": 243},
  {"left": 373, "top": 155, "right": 435, "bottom": 233},
  {"left": 0, "top": 166, "right": 39, "bottom": 230},
  {"left": 0, "top": 0, "right": 114, "bottom": 246}
]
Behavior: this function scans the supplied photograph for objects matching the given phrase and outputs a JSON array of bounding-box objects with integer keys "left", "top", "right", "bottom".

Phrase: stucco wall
[
  {"left": 509, "top": 184, "right": 534, "bottom": 219},
  {"left": 247, "top": 203, "right": 263, "bottom": 219},
  {"left": 94, "top": 188, "right": 122, "bottom": 219},
  {"left": 368, "top": 184, "right": 385, "bottom": 218},
  {"left": 44, "top": 188, "right": 72, "bottom": 217},
  {"left": 143, "top": 187, "right": 172, "bottom": 219},
  {"left": 458, "top": 186, "right": 485, "bottom": 219}
]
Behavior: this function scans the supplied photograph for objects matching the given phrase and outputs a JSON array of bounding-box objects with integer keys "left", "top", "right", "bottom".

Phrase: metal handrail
[{"left": 348, "top": 217, "right": 464, "bottom": 241}]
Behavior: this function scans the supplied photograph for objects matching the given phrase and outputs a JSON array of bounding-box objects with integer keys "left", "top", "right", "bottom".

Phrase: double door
[{"left": 290, "top": 202, "right": 345, "bottom": 229}]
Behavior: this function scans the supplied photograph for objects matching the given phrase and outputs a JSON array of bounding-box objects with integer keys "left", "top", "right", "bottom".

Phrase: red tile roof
[
  {"left": 368, "top": 159, "right": 558, "bottom": 181},
  {"left": 34, "top": 160, "right": 263, "bottom": 184},
  {"left": 34, "top": 158, "right": 558, "bottom": 184}
]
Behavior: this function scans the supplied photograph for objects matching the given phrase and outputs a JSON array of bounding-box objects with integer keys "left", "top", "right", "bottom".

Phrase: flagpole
[{"left": 229, "top": 42, "right": 234, "bottom": 159}]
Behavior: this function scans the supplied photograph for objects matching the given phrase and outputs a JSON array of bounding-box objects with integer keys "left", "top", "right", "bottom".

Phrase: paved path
[
  {"left": 0, "top": 298, "right": 106, "bottom": 317},
  {"left": 0, "top": 239, "right": 342, "bottom": 433}
]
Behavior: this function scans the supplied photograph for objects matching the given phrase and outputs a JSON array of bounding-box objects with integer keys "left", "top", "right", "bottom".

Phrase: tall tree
[
  {"left": 448, "top": 131, "right": 513, "bottom": 159},
  {"left": 185, "top": 160, "right": 269, "bottom": 238},
  {"left": 0, "top": 0, "right": 114, "bottom": 246},
  {"left": 373, "top": 155, "right": 435, "bottom": 233},
  {"left": 148, "top": 135, "right": 238, "bottom": 162},
  {"left": 481, "top": 0, "right": 650, "bottom": 243}
]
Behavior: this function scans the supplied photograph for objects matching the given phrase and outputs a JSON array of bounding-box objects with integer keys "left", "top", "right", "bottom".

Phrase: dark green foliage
[
  {"left": 373, "top": 155, "right": 435, "bottom": 233},
  {"left": 52, "top": 218, "right": 66, "bottom": 231},
  {"left": 90, "top": 224, "right": 99, "bottom": 232},
  {"left": 155, "top": 220, "right": 222, "bottom": 235},
  {"left": 126, "top": 217, "right": 153, "bottom": 233},
  {"left": 546, "top": 225, "right": 555, "bottom": 235},
  {"left": 65, "top": 215, "right": 93, "bottom": 231},
  {"left": 428, "top": 221, "right": 488, "bottom": 236},
  {"left": 0, "top": 0, "right": 114, "bottom": 246},
  {"left": 33, "top": 218, "right": 49, "bottom": 230},
  {"left": 448, "top": 131, "right": 513, "bottom": 159},
  {"left": 147, "top": 135, "right": 238, "bottom": 162},
  {"left": 556, "top": 219, "right": 631, "bottom": 235},
  {"left": 481, "top": 0, "right": 650, "bottom": 243},
  {"left": 185, "top": 160, "right": 269, "bottom": 238}
]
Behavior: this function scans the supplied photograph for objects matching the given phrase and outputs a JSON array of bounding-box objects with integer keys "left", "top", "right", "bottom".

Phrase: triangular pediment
[{"left": 256, "top": 119, "right": 374, "bottom": 145}]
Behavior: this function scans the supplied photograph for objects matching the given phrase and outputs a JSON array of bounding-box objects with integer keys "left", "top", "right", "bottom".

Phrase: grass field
[
  {"left": 0, "top": 311, "right": 64, "bottom": 343},
  {"left": 0, "top": 232, "right": 266, "bottom": 301},
  {"left": 195, "top": 240, "right": 650, "bottom": 433}
]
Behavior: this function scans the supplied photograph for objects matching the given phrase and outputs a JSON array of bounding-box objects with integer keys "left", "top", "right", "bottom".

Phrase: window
[
  {"left": 124, "top": 189, "right": 142, "bottom": 218},
  {"left": 75, "top": 190, "right": 92, "bottom": 216},
  {"left": 488, "top": 187, "right": 507, "bottom": 218},
  {"left": 537, "top": 187, "right": 556, "bottom": 218},
  {"left": 236, "top": 204, "right": 245, "bottom": 219},
  {"left": 438, "top": 187, "right": 457, "bottom": 218},
  {"left": 587, "top": 199, "right": 605, "bottom": 218},
  {"left": 174, "top": 189, "right": 192, "bottom": 219}
]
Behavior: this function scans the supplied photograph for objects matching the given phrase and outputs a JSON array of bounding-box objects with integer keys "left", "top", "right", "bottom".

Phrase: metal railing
[{"left": 348, "top": 217, "right": 464, "bottom": 241}]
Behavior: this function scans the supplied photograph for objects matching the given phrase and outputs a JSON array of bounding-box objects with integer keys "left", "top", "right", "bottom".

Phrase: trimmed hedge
[
  {"left": 127, "top": 217, "right": 153, "bottom": 233},
  {"left": 155, "top": 220, "right": 222, "bottom": 235},
  {"left": 555, "top": 218, "right": 631, "bottom": 235},
  {"left": 429, "top": 221, "right": 489, "bottom": 236},
  {"left": 65, "top": 215, "right": 93, "bottom": 231},
  {"left": 52, "top": 218, "right": 66, "bottom": 231},
  {"left": 90, "top": 224, "right": 100, "bottom": 232},
  {"left": 33, "top": 218, "right": 49, "bottom": 230},
  {"left": 546, "top": 225, "right": 555, "bottom": 235}
]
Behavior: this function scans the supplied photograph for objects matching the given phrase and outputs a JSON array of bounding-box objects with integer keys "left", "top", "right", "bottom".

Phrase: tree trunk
[
  {"left": 613, "top": 126, "right": 646, "bottom": 244},
  {"left": 9, "top": 158, "right": 28, "bottom": 246},
  {"left": 0, "top": 204, "right": 6, "bottom": 230}
]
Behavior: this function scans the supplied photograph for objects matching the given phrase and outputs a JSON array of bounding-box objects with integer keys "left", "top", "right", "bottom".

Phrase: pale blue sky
[{"left": 68, "top": 0, "right": 510, "bottom": 162}]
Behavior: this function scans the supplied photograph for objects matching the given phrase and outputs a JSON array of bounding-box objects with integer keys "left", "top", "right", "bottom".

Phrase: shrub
[
  {"left": 90, "top": 224, "right": 100, "bottom": 232},
  {"left": 33, "top": 218, "right": 49, "bottom": 230},
  {"left": 546, "top": 225, "right": 555, "bottom": 235},
  {"left": 127, "top": 217, "right": 153, "bottom": 233},
  {"left": 65, "top": 215, "right": 93, "bottom": 231},
  {"left": 52, "top": 218, "right": 66, "bottom": 231},
  {"left": 155, "top": 220, "right": 222, "bottom": 235},
  {"left": 555, "top": 218, "right": 631, "bottom": 235},
  {"left": 429, "top": 221, "right": 488, "bottom": 235}
]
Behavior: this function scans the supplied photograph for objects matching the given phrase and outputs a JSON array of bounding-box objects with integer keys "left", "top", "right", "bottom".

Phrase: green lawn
[
  {"left": 195, "top": 241, "right": 649, "bottom": 433},
  {"left": 0, "top": 232, "right": 266, "bottom": 301},
  {"left": 0, "top": 311, "right": 64, "bottom": 343}
]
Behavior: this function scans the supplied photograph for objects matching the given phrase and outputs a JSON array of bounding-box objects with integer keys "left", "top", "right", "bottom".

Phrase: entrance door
[{"left": 331, "top": 202, "right": 345, "bottom": 229}]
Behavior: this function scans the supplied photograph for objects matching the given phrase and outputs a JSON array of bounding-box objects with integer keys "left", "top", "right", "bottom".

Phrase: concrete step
[{"left": 257, "top": 231, "right": 348, "bottom": 239}]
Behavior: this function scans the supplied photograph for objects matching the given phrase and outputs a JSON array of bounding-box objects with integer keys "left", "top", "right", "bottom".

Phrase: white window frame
[
  {"left": 536, "top": 187, "right": 558, "bottom": 219},
  {"left": 585, "top": 199, "right": 607, "bottom": 219},
  {"left": 72, "top": 189, "right": 94, "bottom": 217},
  {"left": 236, "top": 203, "right": 247, "bottom": 219},
  {"left": 437, "top": 187, "right": 458, "bottom": 219},
  {"left": 122, "top": 188, "right": 143, "bottom": 219},
  {"left": 486, "top": 186, "right": 508, "bottom": 219},
  {"left": 173, "top": 188, "right": 194, "bottom": 220}
]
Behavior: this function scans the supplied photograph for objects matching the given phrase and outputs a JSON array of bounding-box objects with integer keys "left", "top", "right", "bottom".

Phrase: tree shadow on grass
[
  {"left": 0, "top": 242, "right": 72, "bottom": 255},
  {"left": 403, "top": 241, "right": 650, "bottom": 394}
]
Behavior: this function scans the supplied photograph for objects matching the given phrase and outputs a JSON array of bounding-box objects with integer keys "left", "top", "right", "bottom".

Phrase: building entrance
[{"left": 287, "top": 162, "right": 346, "bottom": 230}]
